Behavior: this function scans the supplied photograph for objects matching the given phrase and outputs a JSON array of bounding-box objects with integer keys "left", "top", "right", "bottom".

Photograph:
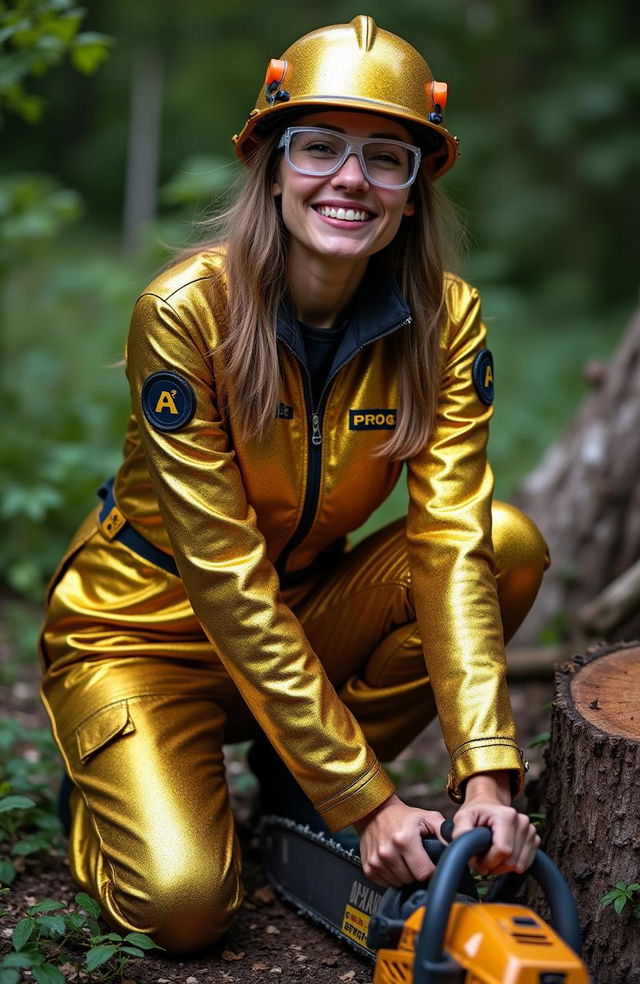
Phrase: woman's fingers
[
  {"left": 452, "top": 802, "right": 540, "bottom": 876},
  {"left": 357, "top": 798, "right": 445, "bottom": 887},
  {"left": 363, "top": 844, "right": 417, "bottom": 887}
]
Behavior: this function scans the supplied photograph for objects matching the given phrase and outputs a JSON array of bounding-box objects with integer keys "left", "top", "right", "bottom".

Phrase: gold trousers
[{"left": 40, "top": 502, "right": 548, "bottom": 954}]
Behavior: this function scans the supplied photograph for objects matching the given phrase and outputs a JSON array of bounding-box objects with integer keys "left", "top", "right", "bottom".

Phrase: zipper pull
[{"left": 311, "top": 413, "right": 322, "bottom": 446}]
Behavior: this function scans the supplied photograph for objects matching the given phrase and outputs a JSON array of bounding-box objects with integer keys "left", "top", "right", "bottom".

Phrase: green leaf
[
  {"left": 614, "top": 895, "right": 627, "bottom": 915},
  {"left": 528, "top": 732, "right": 550, "bottom": 749},
  {"left": 1, "top": 953, "right": 35, "bottom": 969},
  {"left": 601, "top": 891, "right": 618, "bottom": 907},
  {"left": 123, "top": 931, "right": 160, "bottom": 950},
  {"left": 120, "top": 946, "right": 144, "bottom": 957},
  {"left": 37, "top": 915, "right": 66, "bottom": 937},
  {"left": 33, "top": 965, "right": 65, "bottom": 984},
  {"left": 0, "top": 968, "right": 20, "bottom": 984},
  {"left": 65, "top": 912, "right": 86, "bottom": 930},
  {"left": 75, "top": 892, "right": 101, "bottom": 917},
  {"left": 11, "top": 837, "right": 45, "bottom": 856},
  {"left": 85, "top": 945, "right": 117, "bottom": 971},
  {"left": 69, "top": 34, "right": 111, "bottom": 75},
  {"left": 12, "top": 917, "right": 35, "bottom": 950},
  {"left": 0, "top": 860, "right": 17, "bottom": 884},
  {"left": 0, "top": 795, "right": 35, "bottom": 812},
  {"left": 28, "top": 899, "right": 65, "bottom": 914},
  {"left": 627, "top": 883, "right": 640, "bottom": 892}
]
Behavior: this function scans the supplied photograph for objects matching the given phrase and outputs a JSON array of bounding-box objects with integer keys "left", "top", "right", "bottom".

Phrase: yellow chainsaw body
[{"left": 374, "top": 901, "right": 589, "bottom": 984}]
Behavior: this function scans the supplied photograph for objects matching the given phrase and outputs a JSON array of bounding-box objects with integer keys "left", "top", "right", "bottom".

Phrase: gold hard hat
[{"left": 233, "top": 15, "right": 459, "bottom": 179}]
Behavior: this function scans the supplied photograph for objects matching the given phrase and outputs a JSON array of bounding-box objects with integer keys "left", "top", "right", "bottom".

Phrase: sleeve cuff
[
  {"left": 317, "top": 762, "right": 396, "bottom": 832},
  {"left": 447, "top": 737, "right": 527, "bottom": 803}
]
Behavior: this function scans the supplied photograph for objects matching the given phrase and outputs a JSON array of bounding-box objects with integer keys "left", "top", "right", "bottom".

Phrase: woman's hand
[
  {"left": 452, "top": 771, "right": 540, "bottom": 876},
  {"left": 353, "top": 793, "right": 446, "bottom": 887}
]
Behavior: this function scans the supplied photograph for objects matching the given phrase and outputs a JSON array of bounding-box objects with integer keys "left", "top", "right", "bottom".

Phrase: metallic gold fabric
[
  {"left": 41, "top": 251, "right": 546, "bottom": 824},
  {"left": 41, "top": 506, "right": 546, "bottom": 951}
]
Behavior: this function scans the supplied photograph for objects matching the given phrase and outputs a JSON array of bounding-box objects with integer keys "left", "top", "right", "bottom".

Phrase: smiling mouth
[{"left": 314, "top": 205, "right": 374, "bottom": 222}]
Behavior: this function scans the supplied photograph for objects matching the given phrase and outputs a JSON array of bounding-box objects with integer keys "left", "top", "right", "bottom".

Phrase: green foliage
[
  {"left": 528, "top": 732, "right": 551, "bottom": 750},
  {"left": 0, "top": 0, "right": 111, "bottom": 125},
  {"left": 0, "top": 717, "right": 64, "bottom": 885},
  {"left": 386, "top": 755, "right": 447, "bottom": 796},
  {"left": 0, "top": 172, "right": 81, "bottom": 269},
  {"left": 528, "top": 812, "right": 547, "bottom": 834},
  {"left": 0, "top": 891, "right": 161, "bottom": 982},
  {"left": 600, "top": 881, "right": 640, "bottom": 918},
  {"left": 1, "top": 238, "right": 138, "bottom": 597},
  {"left": 159, "top": 153, "right": 238, "bottom": 208}
]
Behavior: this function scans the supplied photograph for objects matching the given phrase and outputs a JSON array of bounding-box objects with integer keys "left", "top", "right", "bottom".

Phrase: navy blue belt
[
  {"left": 98, "top": 479, "right": 345, "bottom": 587},
  {"left": 98, "top": 478, "right": 179, "bottom": 577}
]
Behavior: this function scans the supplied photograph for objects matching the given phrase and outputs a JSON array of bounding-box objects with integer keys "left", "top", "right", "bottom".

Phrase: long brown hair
[{"left": 178, "top": 129, "right": 464, "bottom": 460}]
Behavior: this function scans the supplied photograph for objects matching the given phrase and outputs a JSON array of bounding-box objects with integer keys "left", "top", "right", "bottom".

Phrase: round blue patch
[
  {"left": 472, "top": 349, "right": 494, "bottom": 405},
  {"left": 141, "top": 371, "right": 196, "bottom": 432}
]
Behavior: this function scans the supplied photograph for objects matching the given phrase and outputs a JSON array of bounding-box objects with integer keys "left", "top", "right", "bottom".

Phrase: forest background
[{"left": 1, "top": 0, "right": 638, "bottom": 647}]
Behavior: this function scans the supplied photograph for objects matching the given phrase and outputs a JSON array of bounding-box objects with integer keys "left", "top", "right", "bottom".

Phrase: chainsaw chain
[{"left": 258, "top": 815, "right": 377, "bottom": 963}]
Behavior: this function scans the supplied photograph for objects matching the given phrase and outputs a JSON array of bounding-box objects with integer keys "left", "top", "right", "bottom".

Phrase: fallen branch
[{"left": 579, "top": 558, "right": 640, "bottom": 634}]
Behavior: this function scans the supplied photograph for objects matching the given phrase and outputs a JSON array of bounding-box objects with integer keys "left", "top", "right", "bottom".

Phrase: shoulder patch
[
  {"left": 141, "top": 371, "right": 196, "bottom": 432},
  {"left": 472, "top": 349, "right": 494, "bottom": 405}
]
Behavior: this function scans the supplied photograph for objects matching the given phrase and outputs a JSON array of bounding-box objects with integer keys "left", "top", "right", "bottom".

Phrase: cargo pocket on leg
[{"left": 76, "top": 701, "right": 136, "bottom": 765}]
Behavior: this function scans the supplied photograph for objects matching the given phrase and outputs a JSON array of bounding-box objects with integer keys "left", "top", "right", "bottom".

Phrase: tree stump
[{"left": 529, "top": 640, "right": 640, "bottom": 983}]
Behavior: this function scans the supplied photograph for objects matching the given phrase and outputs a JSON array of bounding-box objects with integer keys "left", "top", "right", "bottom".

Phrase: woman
[{"left": 40, "top": 16, "right": 548, "bottom": 955}]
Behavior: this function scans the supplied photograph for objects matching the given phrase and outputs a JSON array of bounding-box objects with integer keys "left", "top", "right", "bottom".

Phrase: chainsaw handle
[{"left": 412, "top": 826, "right": 583, "bottom": 984}]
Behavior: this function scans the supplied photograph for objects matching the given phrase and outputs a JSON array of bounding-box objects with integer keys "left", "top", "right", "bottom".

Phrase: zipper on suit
[{"left": 275, "top": 315, "right": 412, "bottom": 576}]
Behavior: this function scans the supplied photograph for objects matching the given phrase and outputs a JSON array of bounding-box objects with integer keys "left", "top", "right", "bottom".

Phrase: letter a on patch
[
  {"left": 141, "top": 371, "right": 196, "bottom": 431},
  {"left": 472, "top": 349, "right": 494, "bottom": 405}
]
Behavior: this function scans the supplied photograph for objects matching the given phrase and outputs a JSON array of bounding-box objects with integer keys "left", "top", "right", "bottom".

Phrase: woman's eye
[
  {"left": 370, "top": 152, "right": 403, "bottom": 167},
  {"left": 304, "top": 141, "right": 339, "bottom": 155}
]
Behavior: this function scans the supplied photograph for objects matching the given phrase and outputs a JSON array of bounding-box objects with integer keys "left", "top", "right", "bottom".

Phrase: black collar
[{"left": 276, "top": 260, "right": 411, "bottom": 371}]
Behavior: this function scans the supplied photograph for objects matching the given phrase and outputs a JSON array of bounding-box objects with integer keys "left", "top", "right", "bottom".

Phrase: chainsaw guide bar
[{"left": 259, "top": 815, "right": 382, "bottom": 961}]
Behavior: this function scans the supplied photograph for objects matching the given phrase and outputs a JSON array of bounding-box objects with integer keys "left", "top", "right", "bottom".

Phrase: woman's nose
[{"left": 330, "top": 151, "right": 369, "bottom": 190}]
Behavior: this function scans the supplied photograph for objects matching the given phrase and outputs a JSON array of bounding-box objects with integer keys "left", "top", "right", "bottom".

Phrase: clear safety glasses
[{"left": 277, "top": 127, "right": 422, "bottom": 189}]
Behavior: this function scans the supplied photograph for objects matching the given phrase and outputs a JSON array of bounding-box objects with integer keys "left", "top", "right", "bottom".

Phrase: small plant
[
  {"left": 600, "top": 881, "right": 640, "bottom": 918},
  {"left": 0, "top": 891, "right": 162, "bottom": 983},
  {"left": 0, "top": 719, "right": 64, "bottom": 885},
  {"left": 528, "top": 811, "right": 547, "bottom": 833}
]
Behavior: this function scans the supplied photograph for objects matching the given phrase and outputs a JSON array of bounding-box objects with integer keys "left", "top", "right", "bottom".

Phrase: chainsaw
[{"left": 259, "top": 816, "right": 590, "bottom": 983}]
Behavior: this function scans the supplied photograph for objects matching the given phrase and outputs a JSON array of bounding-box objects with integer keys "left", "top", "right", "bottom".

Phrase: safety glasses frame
[{"left": 277, "top": 126, "right": 422, "bottom": 189}]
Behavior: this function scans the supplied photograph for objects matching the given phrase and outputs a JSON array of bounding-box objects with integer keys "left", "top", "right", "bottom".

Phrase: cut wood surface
[
  {"left": 570, "top": 644, "right": 640, "bottom": 739},
  {"left": 528, "top": 640, "right": 640, "bottom": 984}
]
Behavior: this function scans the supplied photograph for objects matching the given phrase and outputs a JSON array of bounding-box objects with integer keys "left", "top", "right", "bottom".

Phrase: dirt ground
[{"left": 0, "top": 643, "right": 553, "bottom": 984}]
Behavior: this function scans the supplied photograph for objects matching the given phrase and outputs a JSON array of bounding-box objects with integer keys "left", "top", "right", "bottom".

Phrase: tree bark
[
  {"left": 528, "top": 641, "right": 640, "bottom": 984},
  {"left": 514, "top": 306, "right": 640, "bottom": 643}
]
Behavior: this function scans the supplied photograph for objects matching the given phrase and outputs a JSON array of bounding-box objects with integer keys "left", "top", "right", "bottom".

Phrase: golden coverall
[{"left": 40, "top": 251, "right": 548, "bottom": 953}]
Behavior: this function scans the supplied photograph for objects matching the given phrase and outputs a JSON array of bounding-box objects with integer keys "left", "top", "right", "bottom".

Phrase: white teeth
[{"left": 316, "top": 206, "right": 371, "bottom": 221}]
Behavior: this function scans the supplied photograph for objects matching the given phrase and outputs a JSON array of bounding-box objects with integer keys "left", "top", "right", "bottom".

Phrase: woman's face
[{"left": 272, "top": 110, "right": 416, "bottom": 267}]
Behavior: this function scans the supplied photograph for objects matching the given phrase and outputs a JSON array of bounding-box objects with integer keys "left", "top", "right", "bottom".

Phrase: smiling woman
[{"left": 39, "top": 14, "right": 548, "bottom": 955}]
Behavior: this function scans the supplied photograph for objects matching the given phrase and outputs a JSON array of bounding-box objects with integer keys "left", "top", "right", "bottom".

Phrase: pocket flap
[{"left": 76, "top": 701, "right": 135, "bottom": 764}]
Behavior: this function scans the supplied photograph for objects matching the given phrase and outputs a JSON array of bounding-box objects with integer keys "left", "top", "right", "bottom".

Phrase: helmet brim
[{"left": 234, "top": 96, "right": 458, "bottom": 179}]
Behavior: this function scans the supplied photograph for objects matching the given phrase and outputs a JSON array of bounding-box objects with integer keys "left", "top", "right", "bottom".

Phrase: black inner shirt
[{"left": 299, "top": 320, "right": 348, "bottom": 407}]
